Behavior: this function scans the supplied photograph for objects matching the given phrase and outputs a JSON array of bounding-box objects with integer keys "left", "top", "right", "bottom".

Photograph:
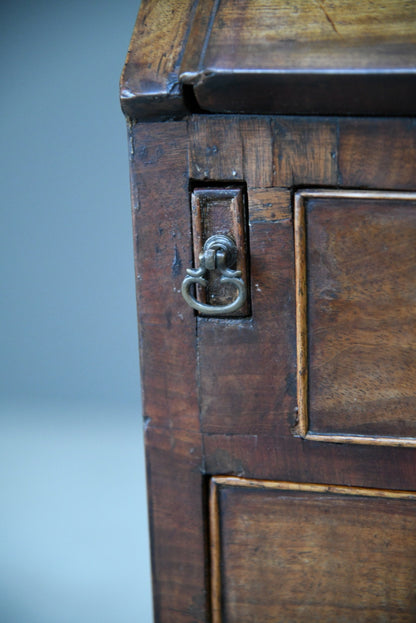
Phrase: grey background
[{"left": 1, "top": 0, "right": 153, "bottom": 621}]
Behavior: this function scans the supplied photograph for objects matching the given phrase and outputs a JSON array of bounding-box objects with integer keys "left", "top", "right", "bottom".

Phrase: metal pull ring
[{"left": 181, "top": 234, "right": 247, "bottom": 315}]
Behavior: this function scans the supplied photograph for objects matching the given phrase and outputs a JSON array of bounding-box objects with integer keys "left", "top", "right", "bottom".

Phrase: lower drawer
[{"left": 211, "top": 477, "right": 416, "bottom": 623}]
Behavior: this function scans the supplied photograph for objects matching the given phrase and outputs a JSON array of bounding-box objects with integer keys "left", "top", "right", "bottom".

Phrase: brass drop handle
[{"left": 181, "top": 234, "right": 247, "bottom": 315}]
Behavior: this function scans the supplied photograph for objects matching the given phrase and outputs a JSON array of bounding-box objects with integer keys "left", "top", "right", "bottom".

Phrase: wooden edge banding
[
  {"left": 305, "top": 432, "right": 416, "bottom": 447},
  {"left": 294, "top": 193, "right": 308, "bottom": 437},
  {"left": 211, "top": 476, "right": 416, "bottom": 500},
  {"left": 209, "top": 478, "right": 222, "bottom": 623},
  {"left": 295, "top": 189, "right": 416, "bottom": 202},
  {"left": 294, "top": 188, "right": 416, "bottom": 446}
]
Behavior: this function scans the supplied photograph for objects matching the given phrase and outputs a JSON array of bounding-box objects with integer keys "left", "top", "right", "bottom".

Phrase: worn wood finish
[
  {"left": 272, "top": 117, "right": 338, "bottom": 187},
  {"left": 204, "top": 433, "right": 416, "bottom": 491},
  {"left": 146, "top": 428, "right": 207, "bottom": 623},
  {"left": 197, "top": 218, "right": 296, "bottom": 435},
  {"left": 127, "top": 114, "right": 416, "bottom": 622},
  {"left": 188, "top": 0, "right": 416, "bottom": 115},
  {"left": 121, "top": 1, "right": 416, "bottom": 118},
  {"left": 178, "top": 0, "right": 217, "bottom": 85},
  {"left": 130, "top": 121, "right": 199, "bottom": 432},
  {"left": 247, "top": 188, "right": 291, "bottom": 223},
  {"left": 120, "top": 0, "right": 197, "bottom": 119},
  {"left": 211, "top": 477, "right": 416, "bottom": 623},
  {"left": 196, "top": 0, "right": 416, "bottom": 71},
  {"left": 189, "top": 116, "right": 416, "bottom": 441},
  {"left": 188, "top": 116, "right": 245, "bottom": 182},
  {"left": 122, "top": 4, "right": 416, "bottom": 621},
  {"left": 129, "top": 121, "right": 207, "bottom": 622},
  {"left": 339, "top": 118, "right": 416, "bottom": 189}
]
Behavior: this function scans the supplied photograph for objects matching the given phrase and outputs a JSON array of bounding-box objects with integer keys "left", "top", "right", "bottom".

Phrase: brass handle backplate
[{"left": 181, "top": 234, "right": 247, "bottom": 315}]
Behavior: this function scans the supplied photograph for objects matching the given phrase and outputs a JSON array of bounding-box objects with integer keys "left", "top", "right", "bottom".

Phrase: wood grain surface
[
  {"left": 127, "top": 114, "right": 416, "bottom": 622},
  {"left": 296, "top": 190, "right": 416, "bottom": 445},
  {"left": 211, "top": 477, "right": 416, "bottom": 623},
  {"left": 191, "top": 0, "right": 416, "bottom": 115},
  {"left": 120, "top": 0, "right": 198, "bottom": 119},
  {"left": 122, "top": 5, "right": 416, "bottom": 622},
  {"left": 121, "top": 0, "right": 416, "bottom": 118},
  {"left": 129, "top": 121, "right": 207, "bottom": 622},
  {"left": 200, "top": 0, "right": 416, "bottom": 71}
]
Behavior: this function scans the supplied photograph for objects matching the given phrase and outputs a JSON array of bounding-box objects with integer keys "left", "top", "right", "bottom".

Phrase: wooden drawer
[
  {"left": 211, "top": 477, "right": 416, "bottom": 623},
  {"left": 295, "top": 190, "right": 416, "bottom": 446}
]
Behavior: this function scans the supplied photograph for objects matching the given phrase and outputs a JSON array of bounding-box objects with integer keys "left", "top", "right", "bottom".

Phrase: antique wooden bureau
[{"left": 120, "top": 2, "right": 416, "bottom": 621}]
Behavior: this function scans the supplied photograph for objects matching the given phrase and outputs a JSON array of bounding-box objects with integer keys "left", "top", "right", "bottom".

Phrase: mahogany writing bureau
[{"left": 120, "top": 2, "right": 416, "bottom": 621}]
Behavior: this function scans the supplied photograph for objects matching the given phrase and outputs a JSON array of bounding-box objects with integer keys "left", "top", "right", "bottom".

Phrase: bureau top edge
[{"left": 119, "top": 0, "right": 416, "bottom": 121}]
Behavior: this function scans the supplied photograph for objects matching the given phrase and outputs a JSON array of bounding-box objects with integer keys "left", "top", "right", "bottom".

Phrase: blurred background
[{"left": 0, "top": 0, "right": 153, "bottom": 621}]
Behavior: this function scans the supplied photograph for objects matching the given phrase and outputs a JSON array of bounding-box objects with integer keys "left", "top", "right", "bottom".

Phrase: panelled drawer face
[
  {"left": 210, "top": 477, "right": 416, "bottom": 623},
  {"left": 294, "top": 190, "right": 416, "bottom": 446}
]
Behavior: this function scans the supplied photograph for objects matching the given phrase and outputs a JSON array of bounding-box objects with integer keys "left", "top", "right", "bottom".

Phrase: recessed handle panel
[{"left": 182, "top": 186, "right": 250, "bottom": 317}]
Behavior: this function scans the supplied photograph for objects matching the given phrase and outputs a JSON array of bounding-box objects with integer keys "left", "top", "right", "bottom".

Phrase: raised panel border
[{"left": 294, "top": 189, "right": 416, "bottom": 447}]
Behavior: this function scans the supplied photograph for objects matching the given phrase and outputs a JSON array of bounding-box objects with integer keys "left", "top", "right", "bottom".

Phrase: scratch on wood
[
  {"left": 171, "top": 244, "right": 182, "bottom": 276},
  {"left": 316, "top": 0, "right": 340, "bottom": 36}
]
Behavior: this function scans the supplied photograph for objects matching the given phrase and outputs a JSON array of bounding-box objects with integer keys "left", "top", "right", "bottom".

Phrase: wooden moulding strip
[
  {"left": 211, "top": 475, "right": 416, "bottom": 500},
  {"left": 294, "top": 188, "right": 416, "bottom": 447},
  {"left": 294, "top": 191, "right": 308, "bottom": 437},
  {"left": 304, "top": 432, "right": 416, "bottom": 447},
  {"left": 209, "top": 477, "right": 222, "bottom": 623}
]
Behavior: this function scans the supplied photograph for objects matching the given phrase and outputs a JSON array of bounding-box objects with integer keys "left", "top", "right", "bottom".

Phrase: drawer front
[
  {"left": 295, "top": 190, "right": 416, "bottom": 446},
  {"left": 211, "top": 477, "right": 416, "bottom": 623}
]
